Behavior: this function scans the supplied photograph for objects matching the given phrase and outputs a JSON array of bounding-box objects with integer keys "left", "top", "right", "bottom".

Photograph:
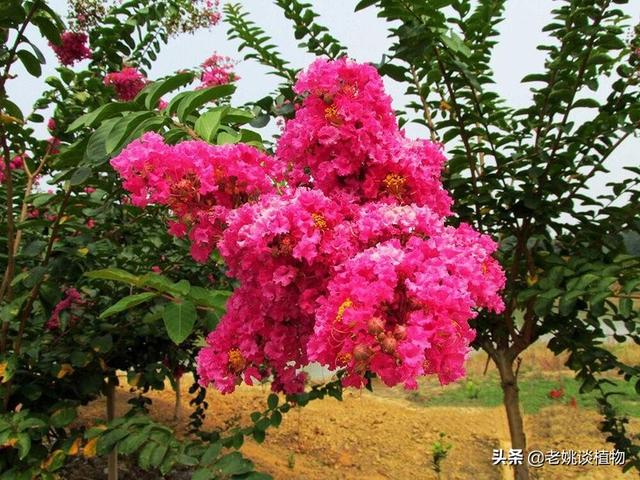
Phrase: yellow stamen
[
  {"left": 336, "top": 298, "right": 353, "bottom": 323},
  {"left": 324, "top": 104, "right": 342, "bottom": 126},
  {"left": 341, "top": 83, "right": 359, "bottom": 97},
  {"left": 312, "top": 213, "right": 328, "bottom": 231},
  {"left": 228, "top": 348, "right": 246, "bottom": 373},
  {"left": 337, "top": 352, "right": 352, "bottom": 365},
  {"left": 383, "top": 173, "right": 407, "bottom": 197}
]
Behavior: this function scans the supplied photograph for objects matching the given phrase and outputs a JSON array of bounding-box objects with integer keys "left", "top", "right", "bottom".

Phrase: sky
[{"left": 7, "top": 0, "right": 640, "bottom": 200}]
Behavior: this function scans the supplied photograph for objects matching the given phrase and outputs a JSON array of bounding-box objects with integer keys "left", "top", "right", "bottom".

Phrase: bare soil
[{"left": 74, "top": 374, "right": 638, "bottom": 480}]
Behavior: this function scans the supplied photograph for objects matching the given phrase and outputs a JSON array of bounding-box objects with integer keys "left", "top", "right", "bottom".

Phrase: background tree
[
  {"left": 223, "top": 1, "right": 640, "bottom": 478},
  {"left": 1, "top": 1, "right": 331, "bottom": 478}
]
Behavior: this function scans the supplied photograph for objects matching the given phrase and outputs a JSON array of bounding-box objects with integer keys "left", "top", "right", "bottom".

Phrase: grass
[{"left": 409, "top": 373, "right": 640, "bottom": 417}]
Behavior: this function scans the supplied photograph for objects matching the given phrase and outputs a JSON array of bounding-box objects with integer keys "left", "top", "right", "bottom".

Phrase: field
[{"left": 73, "top": 343, "right": 640, "bottom": 480}]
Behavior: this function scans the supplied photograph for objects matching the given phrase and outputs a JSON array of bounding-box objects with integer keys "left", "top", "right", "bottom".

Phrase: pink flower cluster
[
  {"left": 199, "top": 53, "right": 239, "bottom": 88},
  {"left": 112, "top": 58, "right": 505, "bottom": 394},
  {"left": 205, "top": 0, "right": 222, "bottom": 25},
  {"left": 50, "top": 31, "right": 92, "bottom": 66},
  {"left": 46, "top": 288, "right": 83, "bottom": 330},
  {"left": 111, "top": 132, "right": 282, "bottom": 262},
  {"left": 104, "top": 67, "right": 147, "bottom": 101},
  {"left": 1, "top": 154, "right": 26, "bottom": 183}
]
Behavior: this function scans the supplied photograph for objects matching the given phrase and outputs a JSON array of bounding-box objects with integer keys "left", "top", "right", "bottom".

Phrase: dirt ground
[{"left": 77, "top": 374, "right": 638, "bottom": 480}]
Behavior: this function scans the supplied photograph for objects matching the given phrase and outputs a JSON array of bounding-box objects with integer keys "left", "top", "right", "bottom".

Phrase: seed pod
[
  {"left": 353, "top": 344, "right": 371, "bottom": 362},
  {"left": 367, "top": 316, "right": 385, "bottom": 336},
  {"left": 381, "top": 336, "right": 397, "bottom": 354},
  {"left": 393, "top": 324, "right": 407, "bottom": 341}
]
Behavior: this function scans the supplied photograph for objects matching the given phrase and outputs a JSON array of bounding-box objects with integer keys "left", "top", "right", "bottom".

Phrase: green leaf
[
  {"left": 176, "top": 84, "right": 236, "bottom": 121},
  {"left": 149, "top": 441, "right": 168, "bottom": 468},
  {"left": 99, "top": 292, "right": 158, "bottom": 319},
  {"left": 0, "top": 0, "right": 25, "bottom": 28},
  {"left": 143, "top": 71, "right": 194, "bottom": 110},
  {"left": 271, "top": 410, "right": 282, "bottom": 427},
  {"left": 105, "top": 111, "right": 155, "bottom": 154},
  {"left": 17, "top": 50, "right": 42, "bottom": 77},
  {"left": 217, "top": 130, "right": 241, "bottom": 145},
  {"left": 16, "top": 432, "right": 31, "bottom": 460},
  {"left": 213, "top": 452, "right": 253, "bottom": 476},
  {"left": 166, "top": 91, "right": 192, "bottom": 116},
  {"left": 162, "top": 301, "right": 196, "bottom": 344},
  {"left": 86, "top": 268, "right": 140, "bottom": 286},
  {"left": 250, "top": 113, "right": 270, "bottom": 128},
  {"left": 90, "top": 334, "right": 113, "bottom": 353},
  {"left": 50, "top": 406, "right": 77, "bottom": 428},
  {"left": 224, "top": 108, "right": 254, "bottom": 124},
  {"left": 139, "top": 273, "right": 189, "bottom": 296},
  {"left": 97, "top": 428, "right": 130, "bottom": 455},
  {"left": 0, "top": 98, "right": 23, "bottom": 121},
  {"left": 22, "top": 240, "right": 46, "bottom": 258},
  {"left": 32, "top": 193, "right": 54, "bottom": 208},
  {"left": 521, "top": 73, "right": 547, "bottom": 83},
  {"left": 355, "top": 0, "right": 378, "bottom": 11},
  {"left": 533, "top": 296, "right": 554, "bottom": 317},
  {"left": 192, "top": 469, "right": 215, "bottom": 480},
  {"left": 67, "top": 103, "right": 134, "bottom": 132},
  {"left": 252, "top": 429, "right": 265, "bottom": 443},
  {"left": 138, "top": 441, "right": 158, "bottom": 470},
  {"left": 440, "top": 32, "right": 471, "bottom": 57},
  {"left": 32, "top": 16, "right": 61, "bottom": 45},
  {"left": 84, "top": 117, "right": 119, "bottom": 165},
  {"left": 200, "top": 443, "right": 222, "bottom": 465},
  {"left": 69, "top": 166, "right": 92, "bottom": 186},
  {"left": 572, "top": 98, "right": 599, "bottom": 109},
  {"left": 188, "top": 287, "right": 230, "bottom": 311},
  {"left": 618, "top": 297, "right": 632, "bottom": 318},
  {"left": 194, "top": 107, "right": 227, "bottom": 142},
  {"left": 267, "top": 393, "right": 278, "bottom": 410}
]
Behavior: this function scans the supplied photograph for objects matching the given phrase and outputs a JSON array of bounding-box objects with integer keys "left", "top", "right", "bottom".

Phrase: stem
[
  {"left": 0, "top": 128, "right": 16, "bottom": 308},
  {"left": 433, "top": 46, "right": 484, "bottom": 232},
  {"left": 107, "top": 376, "right": 119, "bottom": 480},
  {"left": 0, "top": 2, "right": 42, "bottom": 350},
  {"left": 173, "top": 375, "right": 182, "bottom": 421},
  {"left": 536, "top": 1, "right": 609, "bottom": 189},
  {"left": 409, "top": 66, "right": 437, "bottom": 142},
  {"left": 1, "top": 188, "right": 74, "bottom": 410},
  {"left": 13, "top": 146, "right": 52, "bottom": 257},
  {"left": 11, "top": 188, "right": 72, "bottom": 356},
  {"left": 0, "top": 3, "right": 40, "bottom": 91}
]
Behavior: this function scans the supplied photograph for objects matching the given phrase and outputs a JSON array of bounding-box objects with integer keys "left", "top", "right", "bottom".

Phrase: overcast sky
[{"left": 8, "top": 0, "right": 639, "bottom": 199}]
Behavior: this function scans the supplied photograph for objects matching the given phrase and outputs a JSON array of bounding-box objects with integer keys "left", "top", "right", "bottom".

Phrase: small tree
[{"left": 222, "top": 1, "right": 640, "bottom": 478}]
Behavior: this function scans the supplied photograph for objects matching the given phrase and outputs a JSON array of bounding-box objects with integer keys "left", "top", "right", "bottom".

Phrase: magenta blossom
[
  {"left": 112, "top": 58, "right": 506, "bottom": 394},
  {"left": 50, "top": 31, "right": 92, "bottom": 66},
  {"left": 104, "top": 67, "right": 147, "bottom": 101},
  {"left": 46, "top": 288, "right": 83, "bottom": 330}
]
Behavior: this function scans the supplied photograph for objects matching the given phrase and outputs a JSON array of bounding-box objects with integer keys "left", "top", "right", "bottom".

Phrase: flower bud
[
  {"left": 393, "top": 325, "right": 407, "bottom": 341},
  {"left": 353, "top": 344, "right": 371, "bottom": 362},
  {"left": 367, "top": 316, "right": 385, "bottom": 336},
  {"left": 380, "top": 336, "right": 397, "bottom": 354}
]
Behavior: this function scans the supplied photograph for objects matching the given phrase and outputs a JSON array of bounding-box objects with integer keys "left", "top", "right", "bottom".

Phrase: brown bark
[
  {"left": 496, "top": 353, "right": 529, "bottom": 480},
  {"left": 173, "top": 376, "right": 182, "bottom": 421},
  {"left": 106, "top": 377, "right": 118, "bottom": 480}
]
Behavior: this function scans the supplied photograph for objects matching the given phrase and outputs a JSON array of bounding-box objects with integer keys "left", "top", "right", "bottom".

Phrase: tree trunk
[
  {"left": 173, "top": 375, "right": 182, "bottom": 421},
  {"left": 496, "top": 354, "right": 529, "bottom": 480},
  {"left": 106, "top": 376, "right": 118, "bottom": 480}
]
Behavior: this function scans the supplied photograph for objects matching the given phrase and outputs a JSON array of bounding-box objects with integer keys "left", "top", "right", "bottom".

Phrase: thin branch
[
  {"left": 433, "top": 46, "right": 484, "bottom": 232},
  {"left": 409, "top": 65, "right": 437, "bottom": 142}
]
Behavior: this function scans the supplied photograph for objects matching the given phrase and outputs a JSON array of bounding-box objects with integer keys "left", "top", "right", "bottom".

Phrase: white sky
[{"left": 8, "top": 0, "right": 640, "bottom": 200}]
